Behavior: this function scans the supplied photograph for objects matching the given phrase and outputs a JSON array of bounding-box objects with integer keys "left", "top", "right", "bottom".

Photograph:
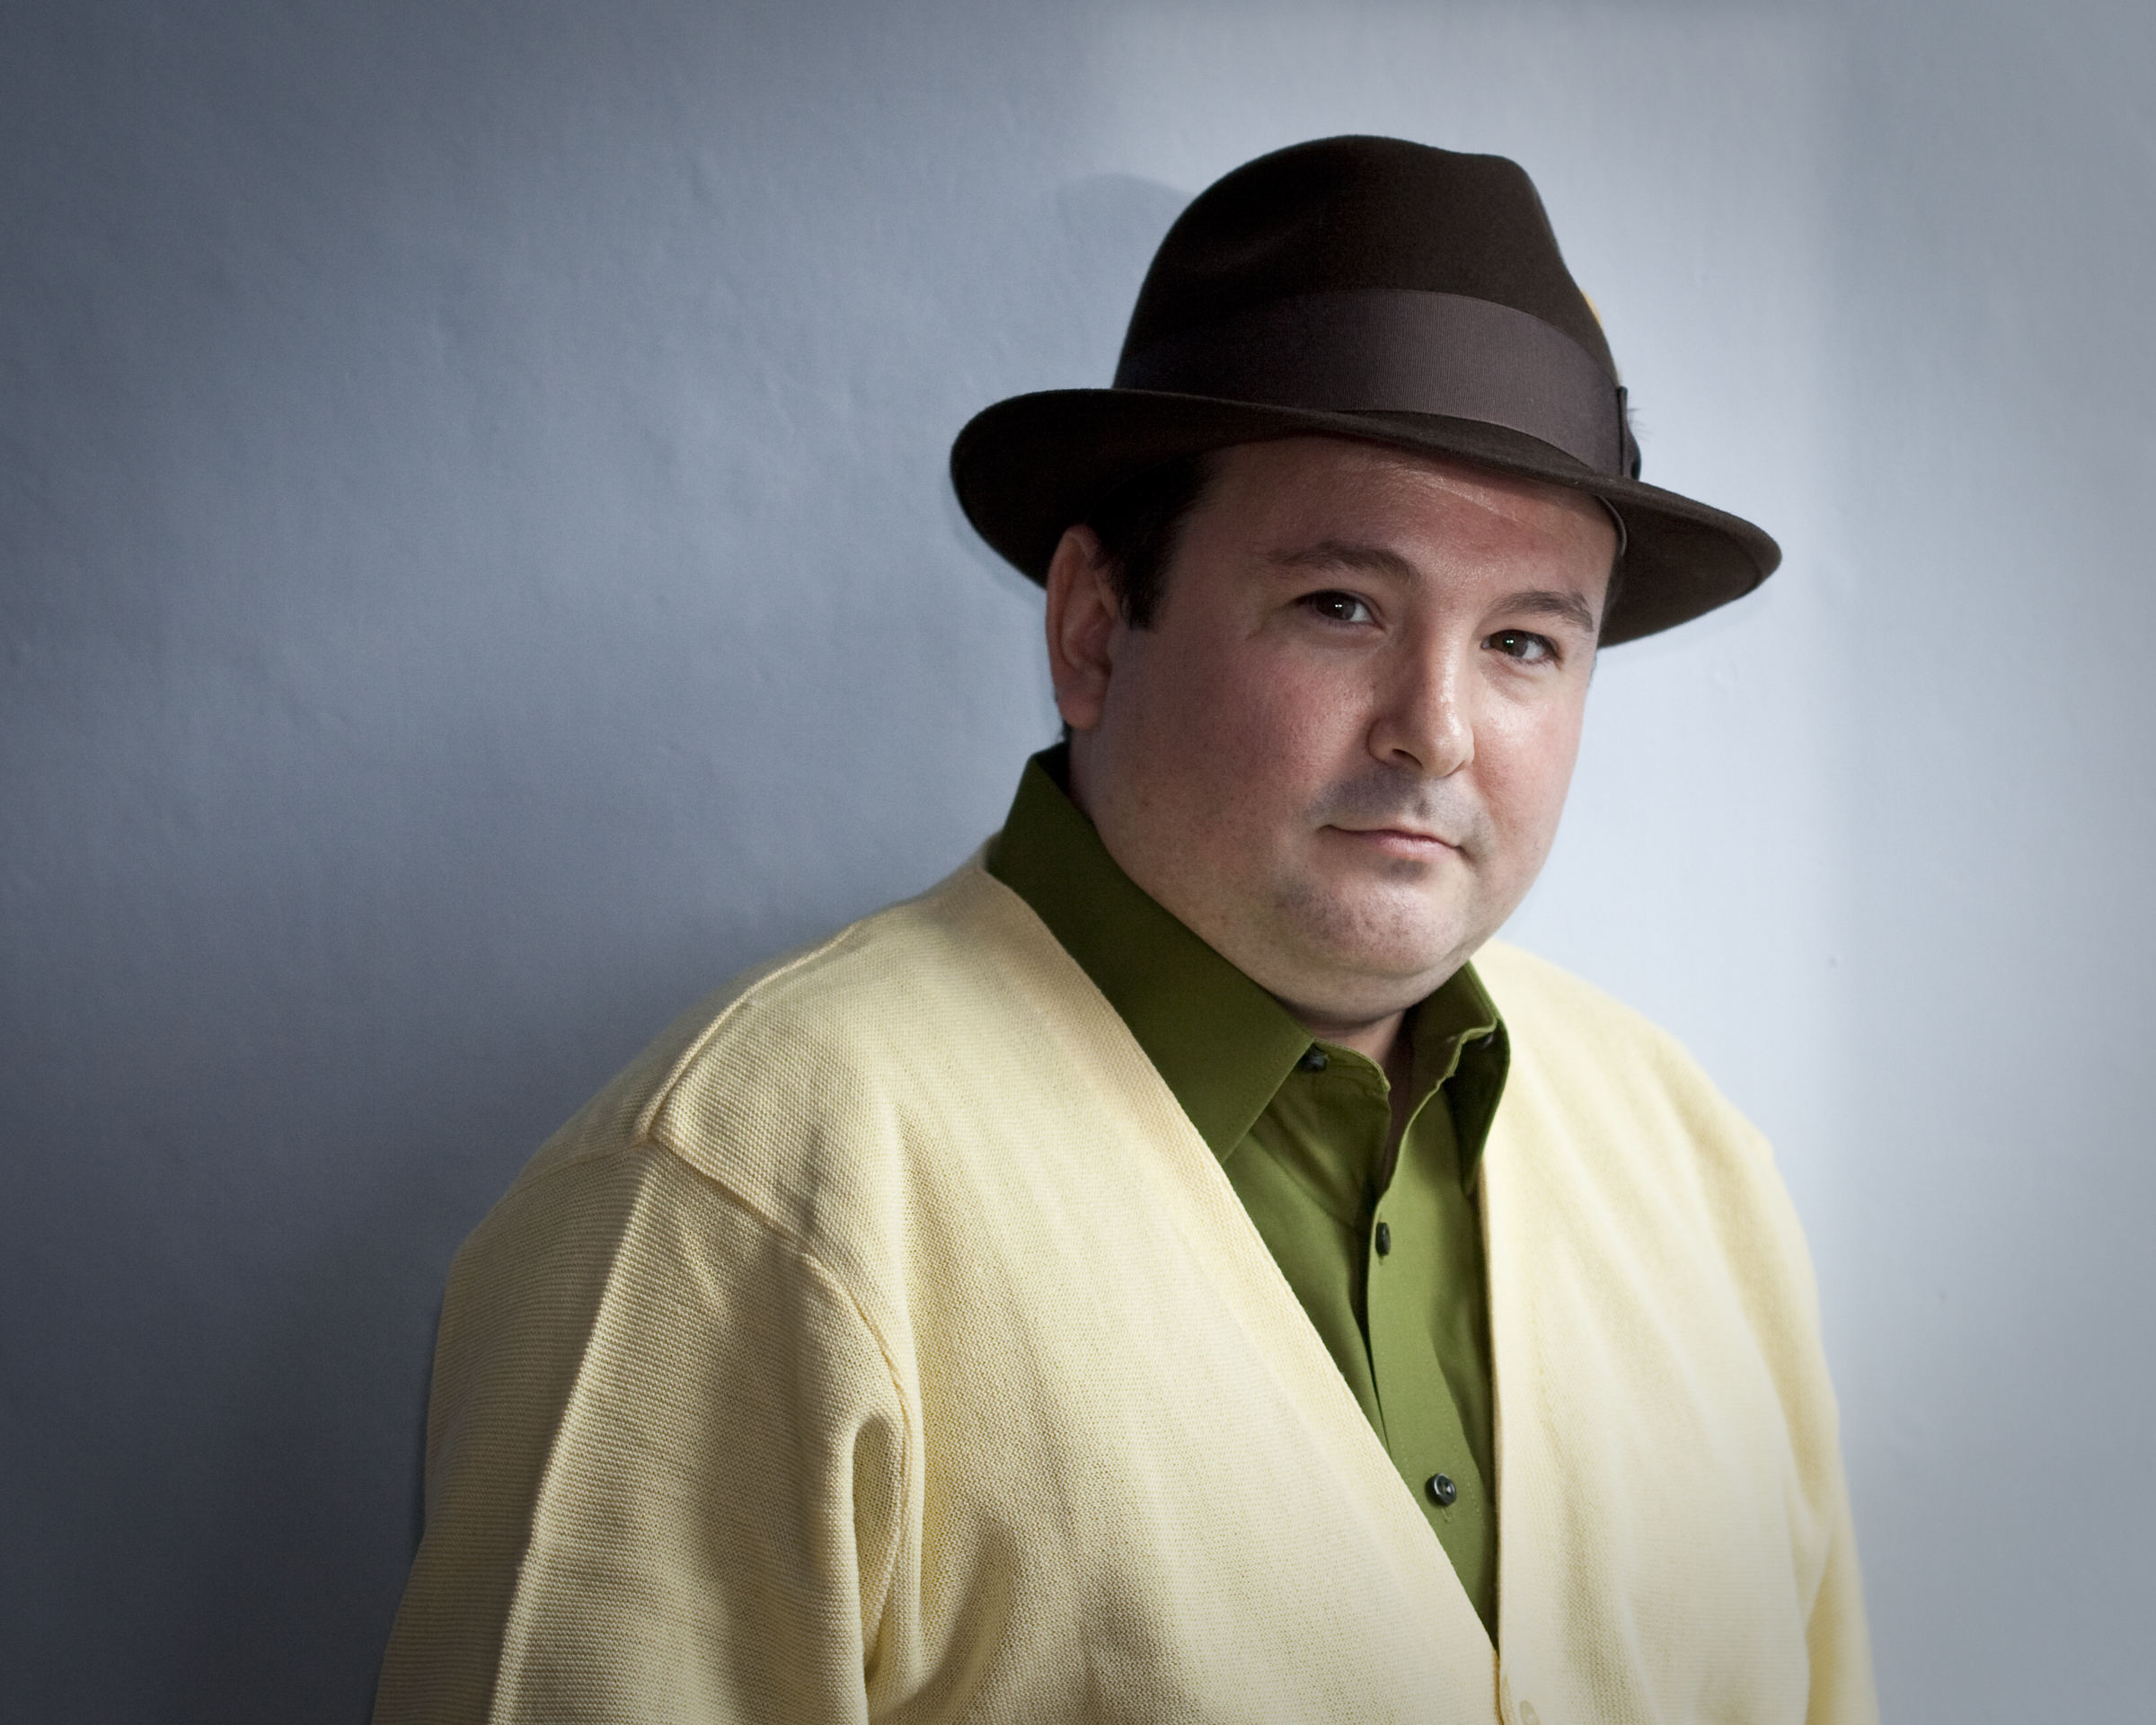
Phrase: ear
[{"left": 1043, "top": 526, "right": 1124, "bottom": 732}]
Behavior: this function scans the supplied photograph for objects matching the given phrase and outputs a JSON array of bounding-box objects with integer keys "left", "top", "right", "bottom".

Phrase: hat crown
[{"left": 1119, "top": 137, "right": 1615, "bottom": 383}]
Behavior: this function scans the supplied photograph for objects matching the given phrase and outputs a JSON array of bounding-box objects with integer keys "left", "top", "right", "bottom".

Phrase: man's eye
[
  {"left": 1486, "top": 630, "right": 1557, "bottom": 663},
  {"left": 1304, "top": 591, "right": 1374, "bottom": 624}
]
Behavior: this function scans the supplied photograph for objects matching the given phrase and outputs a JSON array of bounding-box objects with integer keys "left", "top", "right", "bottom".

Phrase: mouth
[{"left": 1322, "top": 824, "right": 1462, "bottom": 858}]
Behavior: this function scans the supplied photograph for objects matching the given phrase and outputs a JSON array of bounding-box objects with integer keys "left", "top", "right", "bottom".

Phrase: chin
[{"left": 1271, "top": 882, "right": 1480, "bottom": 995}]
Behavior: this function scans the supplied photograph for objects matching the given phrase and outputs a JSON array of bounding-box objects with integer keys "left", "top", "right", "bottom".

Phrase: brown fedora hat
[{"left": 950, "top": 136, "right": 1779, "bottom": 646}]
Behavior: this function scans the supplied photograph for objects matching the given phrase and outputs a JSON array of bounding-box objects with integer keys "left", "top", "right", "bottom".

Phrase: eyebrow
[
  {"left": 1268, "top": 541, "right": 1601, "bottom": 634},
  {"left": 1270, "top": 541, "right": 1420, "bottom": 582},
  {"left": 1494, "top": 588, "right": 1600, "bottom": 635}
]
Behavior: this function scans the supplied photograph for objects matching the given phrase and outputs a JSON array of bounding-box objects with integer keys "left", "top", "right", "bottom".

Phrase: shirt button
[
  {"left": 1471, "top": 1031, "right": 1497, "bottom": 1051},
  {"left": 1297, "top": 1047, "right": 1328, "bottom": 1072},
  {"left": 1374, "top": 1221, "right": 1392, "bottom": 1256},
  {"left": 1426, "top": 1473, "right": 1457, "bottom": 1507}
]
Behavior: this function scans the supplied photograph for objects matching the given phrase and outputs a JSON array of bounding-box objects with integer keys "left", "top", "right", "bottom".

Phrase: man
[{"left": 376, "top": 137, "right": 1876, "bottom": 1723}]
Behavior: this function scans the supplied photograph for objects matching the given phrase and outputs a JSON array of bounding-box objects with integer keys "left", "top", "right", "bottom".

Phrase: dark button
[
  {"left": 1297, "top": 1047, "right": 1328, "bottom": 1073},
  {"left": 1426, "top": 1473, "right": 1457, "bottom": 1508},
  {"left": 1471, "top": 1031, "right": 1497, "bottom": 1051},
  {"left": 1374, "top": 1221, "right": 1392, "bottom": 1256}
]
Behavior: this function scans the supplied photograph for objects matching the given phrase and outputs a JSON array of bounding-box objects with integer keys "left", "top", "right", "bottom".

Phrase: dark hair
[{"left": 1080, "top": 452, "right": 1220, "bottom": 628}]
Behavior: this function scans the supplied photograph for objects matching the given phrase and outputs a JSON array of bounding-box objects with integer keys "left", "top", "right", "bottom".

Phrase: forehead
[{"left": 1176, "top": 436, "right": 1618, "bottom": 588}]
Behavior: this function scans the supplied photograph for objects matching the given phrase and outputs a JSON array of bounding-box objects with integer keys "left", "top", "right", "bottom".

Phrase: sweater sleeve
[
  {"left": 371, "top": 1144, "right": 909, "bottom": 1725},
  {"left": 1806, "top": 1469, "right": 1880, "bottom": 1725}
]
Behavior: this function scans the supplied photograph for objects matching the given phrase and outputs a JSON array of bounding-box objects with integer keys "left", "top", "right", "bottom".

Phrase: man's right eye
[{"left": 1303, "top": 591, "right": 1374, "bottom": 624}]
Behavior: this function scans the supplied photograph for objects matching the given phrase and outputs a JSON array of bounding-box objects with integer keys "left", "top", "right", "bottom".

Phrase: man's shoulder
[
  {"left": 516, "top": 856, "right": 1091, "bottom": 1187},
  {"left": 1471, "top": 937, "right": 1776, "bottom": 1192},
  {"left": 468, "top": 854, "right": 1168, "bottom": 1308},
  {"left": 1471, "top": 941, "right": 1826, "bottom": 1351},
  {"left": 1475, "top": 938, "right": 1733, "bottom": 1107}
]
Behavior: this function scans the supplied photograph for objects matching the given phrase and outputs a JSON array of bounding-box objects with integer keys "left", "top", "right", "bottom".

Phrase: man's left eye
[
  {"left": 1486, "top": 630, "right": 1557, "bottom": 663},
  {"left": 1305, "top": 591, "right": 1374, "bottom": 624}
]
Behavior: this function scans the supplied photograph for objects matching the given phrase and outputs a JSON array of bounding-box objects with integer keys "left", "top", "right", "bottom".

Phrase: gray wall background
[{"left": 5, "top": 1, "right": 2151, "bottom": 1718}]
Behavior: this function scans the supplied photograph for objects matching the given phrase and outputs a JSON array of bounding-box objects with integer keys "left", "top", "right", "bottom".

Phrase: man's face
[{"left": 1048, "top": 436, "right": 1615, "bottom": 1032}]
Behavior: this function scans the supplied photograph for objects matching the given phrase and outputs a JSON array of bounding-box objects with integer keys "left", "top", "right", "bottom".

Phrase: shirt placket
[{"left": 1365, "top": 1082, "right": 1497, "bottom": 1628}]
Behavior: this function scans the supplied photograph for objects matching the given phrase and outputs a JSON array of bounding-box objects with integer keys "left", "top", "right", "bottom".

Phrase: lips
[{"left": 1326, "top": 824, "right": 1462, "bottom": 852}]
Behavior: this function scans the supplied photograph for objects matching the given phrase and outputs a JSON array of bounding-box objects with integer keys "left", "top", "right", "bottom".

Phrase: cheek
[
  {"left": 1477, "top": 698, "right": 1586, "bottom": 845},
  {"left": 1164, "top": 645, "right": 1366, "bottom": 801}
]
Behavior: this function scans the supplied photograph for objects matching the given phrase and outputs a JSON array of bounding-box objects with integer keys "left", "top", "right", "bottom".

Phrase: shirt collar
[{"left": 986, "top": 748, "right": 1504, "bottom": 1169}]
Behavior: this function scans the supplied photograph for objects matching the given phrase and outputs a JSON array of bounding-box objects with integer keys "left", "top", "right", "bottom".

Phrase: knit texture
[{"left": 373, "top": 861, "right": 1875, "bottom": 1724}]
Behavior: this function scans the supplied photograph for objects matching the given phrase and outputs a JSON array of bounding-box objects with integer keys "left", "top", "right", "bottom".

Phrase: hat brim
[{"left": 950, "top": 388, "right": 1780, "bottom": 646}]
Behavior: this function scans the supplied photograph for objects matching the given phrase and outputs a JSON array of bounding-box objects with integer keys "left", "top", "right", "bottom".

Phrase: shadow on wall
[
  {"left": 117, "top": 951, "right": 749, "bottom": 1725},
  {"left": 942, "top": 171, "right": 1193, "bottom": 604},
  {"left": 1049, "top": 171, "right": 1191, "bottom": 351},
  {"left": 168, "top": 1248, "right": 441, "bottom": 1724}
]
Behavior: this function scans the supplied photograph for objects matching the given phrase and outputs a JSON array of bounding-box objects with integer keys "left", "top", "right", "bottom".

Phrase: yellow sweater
[{"left": 374, "top": 862, "right": 1876, "bottom": 1724}]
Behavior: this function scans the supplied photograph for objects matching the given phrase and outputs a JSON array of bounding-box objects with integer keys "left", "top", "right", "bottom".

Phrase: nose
[{"left": 1366, "top": 640, "right": 1473, "bottom": 778}]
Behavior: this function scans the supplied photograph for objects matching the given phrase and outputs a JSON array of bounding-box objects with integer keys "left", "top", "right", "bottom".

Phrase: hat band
[{"left": 1114, "top": 288, "right": 1638, "bottom": 479}]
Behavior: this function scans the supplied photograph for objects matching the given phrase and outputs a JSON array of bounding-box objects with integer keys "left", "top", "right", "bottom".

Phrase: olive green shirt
[{"left": 986, "top": 749, "right": 1509, "bottom": 1635}]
